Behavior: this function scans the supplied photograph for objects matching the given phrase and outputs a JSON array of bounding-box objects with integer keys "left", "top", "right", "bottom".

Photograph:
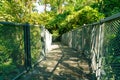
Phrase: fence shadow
[{"left": 20, "top": 43, "right": 93, "bottom": 80}]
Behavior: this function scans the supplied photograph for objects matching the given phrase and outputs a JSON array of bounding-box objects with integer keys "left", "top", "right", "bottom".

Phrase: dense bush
[
  {"left": 0, "top": 24, "right": 24, "bottom": 79},
  {"left": 102, "top": 26, "right": 120, "bottom": 79},
  {"left": 0, "top": 24, "right": 42, "bottom": 79},
  {"left": 56, "top": 6, "right": 104, "bottom": 36}
]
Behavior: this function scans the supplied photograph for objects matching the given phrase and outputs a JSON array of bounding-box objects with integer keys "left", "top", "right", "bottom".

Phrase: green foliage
[
  {"left": 0, "top": 62, "right": 18, "bottom": 80},
  {"left": 0, "top": 0, "right": 24, "bottom": 22},
  {"left": 102, "top": 24, "right": 120, "bottom": 79},
  {"left": 0, "top": 0, "right": 120, "bottom": 79},
  {"left": 59, "top": 6, "right": 104, "bottom": 35},
  {"left": 0, "top": 24, "right": 42, "bottom": 79},
  {"left": 0, "top": 24, "right": 24, "bottom": 79},
  {"left": 92, "top": 0, "right": 120, "bottom": 17},
  {"left": 42, "top": 5, "right": 104, "bottom": 39},
  {"left": 77, "top": 6, "right": 104, "bottom": 24},
  {"left": 0, "top": 0, "right": 40, "bottom": 23},
  {"left": 102, "top": 0, "right": 120, "bottom": 17},
  {"left": 30, "top": 26, "right": 41, "bottom": 64},
  {"left": 0, "top": 1, "right": 43, "bottom": 78}
]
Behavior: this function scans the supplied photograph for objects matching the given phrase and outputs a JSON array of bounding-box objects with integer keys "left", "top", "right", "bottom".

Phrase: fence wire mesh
[
  {"left": 102, "top": 18, "right": 120, "bottom": 80},
  {"left": 0, "top": 22, "right": 52, "bottom": 80},
  {"left": 31, "top": 25, "right": 52, "bottom": 66},
  {"left": 0, "top": 23, "right": 25, "bottom": 80},
  {"left": 61, "top": 13, "right": 120, "bottom": 80},
  {"left": 30, "top": 25, "right": 41, "bottom": 66}
]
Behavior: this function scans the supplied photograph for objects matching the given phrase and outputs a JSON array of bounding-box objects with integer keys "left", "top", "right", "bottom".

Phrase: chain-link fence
[
  {"left": 0, "top": 22, "right": 25, "bottom": 80},
  {"left": 102, "top": 15, "right": 120, "bottom": 80},
  {"left": 61, "top": 13, "right": 120, "bottom": 80},
  {"left": 0, "top": 22, "right": 52, "bottom": 80}
]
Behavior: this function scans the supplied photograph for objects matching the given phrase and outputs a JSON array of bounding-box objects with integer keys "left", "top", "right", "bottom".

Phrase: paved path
[{"left": 20, "top": 42, "right": 92, "bottom": 80}]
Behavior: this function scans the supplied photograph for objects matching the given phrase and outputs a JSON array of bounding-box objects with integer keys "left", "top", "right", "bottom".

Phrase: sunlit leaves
[
  {"left": 92, "top": 0, "right": 120, "bottom": 17},
  {"left": 60, "top": 6, "right": 104, "bottom": 32}
]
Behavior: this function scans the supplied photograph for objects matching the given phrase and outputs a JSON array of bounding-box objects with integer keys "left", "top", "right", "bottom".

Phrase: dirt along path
[{"left": 20, "top": 42, "right": 92, "bottom": 80}]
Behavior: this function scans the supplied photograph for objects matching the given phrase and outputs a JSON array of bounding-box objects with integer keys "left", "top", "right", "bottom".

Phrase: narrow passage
[{"left": 20, "top": 42, "right": 92, "bottom": 80}]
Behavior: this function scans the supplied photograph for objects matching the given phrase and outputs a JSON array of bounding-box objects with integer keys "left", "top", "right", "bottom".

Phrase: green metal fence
[
  {"left": 0, "top": 22, "right": 26, "bottom": 80},
  {"left": 61, "top": 13, "right": 120, "bottom": 80},
  {"left": 0, "top": 22, "right": 52, "bottom": 80}
]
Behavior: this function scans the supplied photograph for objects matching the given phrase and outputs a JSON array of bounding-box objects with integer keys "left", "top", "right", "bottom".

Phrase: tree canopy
[
  {"left": 0, "top": 0, "right": 120, "bottom": 35},
  {"left": 0, "top": 0, "right": 120, "bottom": 40},
  {"left": 0, "top": 0, "right": 120, "bottom": 79}
]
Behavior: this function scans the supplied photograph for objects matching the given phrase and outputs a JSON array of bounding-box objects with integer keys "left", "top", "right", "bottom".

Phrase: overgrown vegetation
[
  {"left": 102, "top": 23, "right": 120, "bottom": 79},
  {"left": 0, "top": 0, "right": 120, "bottom": 79},
  {"left": 0, "top": 24, "right": 24, "bottom": 79}
]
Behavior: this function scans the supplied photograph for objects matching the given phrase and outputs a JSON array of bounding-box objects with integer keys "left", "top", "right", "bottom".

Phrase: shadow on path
[{"left": 20, "top": 42, "right": 93, "bottom": 80}]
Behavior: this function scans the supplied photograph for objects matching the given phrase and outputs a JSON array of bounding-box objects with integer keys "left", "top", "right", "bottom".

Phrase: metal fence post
[
  {"left": 23, "top": 23, "right": 31, "bottom": 71},
  {"left": 82, "top": 26, "right": 85, "bottom": 52}
]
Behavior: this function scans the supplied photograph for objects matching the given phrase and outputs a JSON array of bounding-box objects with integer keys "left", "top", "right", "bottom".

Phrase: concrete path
[{"left": 20, "top": 42, "right": 92, "bottom": 80}]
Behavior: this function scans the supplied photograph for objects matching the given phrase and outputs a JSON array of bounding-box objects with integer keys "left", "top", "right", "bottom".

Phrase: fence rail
[
  {"left": 0, "top": 22, "right": 52, "bottom": 80},
  {"left": 61, "top": 13, "right": 120, "bottom": 80}
]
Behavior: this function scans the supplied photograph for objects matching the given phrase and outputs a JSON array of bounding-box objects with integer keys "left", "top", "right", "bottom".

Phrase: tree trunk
[{"left": 44, "top": 0, "right": 47, "bottom": 12}]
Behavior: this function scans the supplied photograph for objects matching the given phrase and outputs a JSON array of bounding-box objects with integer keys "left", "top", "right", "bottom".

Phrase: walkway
[{"left": 20, "top": 43, "right": 92, "bottom": 80}]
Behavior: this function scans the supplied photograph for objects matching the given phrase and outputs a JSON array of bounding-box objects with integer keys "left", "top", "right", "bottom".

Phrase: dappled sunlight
[
  {"left": 20, "top": 43, "right": 92, "bottom": 80},
  {"left": 0, "top": 0, "right": 120, "bottom": 80}
]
